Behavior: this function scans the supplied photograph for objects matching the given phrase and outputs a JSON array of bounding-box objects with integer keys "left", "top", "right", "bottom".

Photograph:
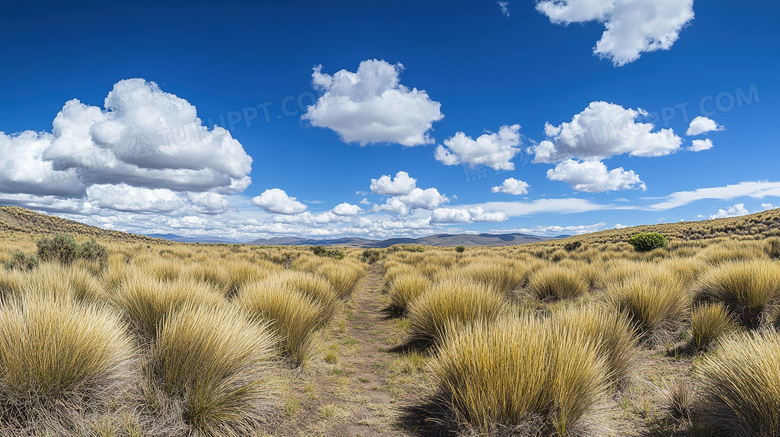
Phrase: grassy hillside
[
  {"left": 0, "top": 206, "right": 160, "bottom": 243},
  {"left": 556, "top": 207, "right": 780, "bottom": 245}
]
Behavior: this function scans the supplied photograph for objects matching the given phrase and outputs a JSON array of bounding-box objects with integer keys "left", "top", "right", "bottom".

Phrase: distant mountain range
[{"left": 248, "top": 233, "right": 569, "bottom": 248}]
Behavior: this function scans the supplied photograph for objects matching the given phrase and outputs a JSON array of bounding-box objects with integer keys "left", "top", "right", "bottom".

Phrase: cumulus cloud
[
  {"left": 689, "top": 138, "right": 714, "bottom": 152},
  {"left": 546, "top": 159, "right": 646, "bottom": 193},
  {"left": 493, "top": 222, "right": 607, "bottom": 236},
  {"left": 762, "top": 203, "right": 775, "bottom": 210},
  {"left": 302, "top": 59, "right": 443, "bottom": 146},
  {"left": 431, "top": 206, "right": 507, "bottom": 224},
  {"left": 498, "top": 1, "right": 510, "bottom": 16},
  {"left": 251, "top": 189, "right": 308, "bottom": 215},
  {"left": 0, "top": 79, "right": 253, "bottom": 216},
  {"left": 491, "top": 178, "right": 530, "bottom": 195},
  {"left": 710, "top": 203, "right": 749, "bottom": 219},
  {"left": 332, "top": 202, "right": 361, "bottom": 216},
  {"left": 370, "top": 171, "right": 417, "bottom": 195},
  {"left": 457, "top": 198, "right": 613, "bottom": 217},
  {"left": 537, "top": 0, "right": 695, "bottom": 66},
  {"left": 687, "top": 116, "right": 724, "bottom": 136},
  {"left": 435, "top": 124, "right": 522, "bottom": 171},
  {"left": 533, "top": 102, "right": 682, "bottom": 163},
  {"left": 374, "top": 188, "right": 448, "bottom": 215}
]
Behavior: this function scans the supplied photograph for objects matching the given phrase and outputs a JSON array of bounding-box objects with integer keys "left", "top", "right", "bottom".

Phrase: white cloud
[
  {"left": 374, "top": 187, "right": 448, "bottom": 214},
  {"left": 431, "top": 207, "right": 508, "bottom": 223},
  {"left": 689, "top": 138, "right": 714, "bottom": 152},
  {"left": 0, "top": 79, "right": 253, "bottom": 216},
  {"left": 86, "top": 184, "right": 182, "bottom": 213},
  {"left": 537, "top": 0, "right": 694, "bottom": 66},
  {"left": 493, "top": 222, "right": 607, "bottom": 237},
  {"left": 498, "top": 1, "right": 510, "bottom": 16},
  {"left": 649, "top": 181, "right": 780, "bottom": 211},
  {"left": 710, "top": 203, "right": 749, "bottom": 219},
  {"left": 491, "top": 178, "right": 530, "bottom": 195},
  {"left": 435, "top": 124, "right": 522, "bottom": 171},
  {"left": 546, "top": 159, "right": 646, "bottom": 193},
  {"left": 762, "top": 203, "right": 775, "bottom": 210},
  {"left": 534, "top": 102, "right": 682, "bottom": 163},
  {"left": 614, "top": 223, "right": 628, "bottom": 229},
  {"left": 687, "top": 116, "right": 724, "bottom": 136},
  {"left": 302, "top": 59, "right": 443, "bottom": 147},
  {"left": 370, "top": 171, "right": 417, "bottom": 195},
  {"left": 251, "top": 189, "right": 308, "bottom": 215},
  {"left": 332, "top": 202, "right": 361, "bottom": 216},
  {"left": 458, "top": 198, "right": 613, "bottom": 217}
]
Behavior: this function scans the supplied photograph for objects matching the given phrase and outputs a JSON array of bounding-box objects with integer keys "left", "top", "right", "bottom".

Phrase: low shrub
[
  {"left": 3, "top": 251, "right": 38, "bottom": 271},
  {"left": 310, "top": 245, "right": 345, "bottom": 260},
  {"left": 360, "top": 249, "right": 382, "bottom": 264},
  {"left": 36, "top": 234, "right": 109, "bottom": 269},
  {"left": 455, "top": 246, "right": 465, "bottom": 253},
  {"left": 627, "top": 233, "right": 668, "bottom": 252},
  {"left": 564, "top": 241, "right": 583, "bottom": 252}
]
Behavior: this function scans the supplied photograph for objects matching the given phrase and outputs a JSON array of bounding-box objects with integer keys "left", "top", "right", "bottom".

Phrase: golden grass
[
  {"left": 689, "top": 303, "right": 734, "bottom": 351},
  {"left": 526, "top": 266, "right": 589, "bottom": 301},
  {"left": 271, "top": 270, "right": 339, "bottom": 323},
  {"left": 458, "top": 261, "right": 525, "bottom": 295},
  {"left": 694, "top": 260, "right": 780, "bottom": 329},
  {"left": 387, "top": 272, "right": 431, "bottom": 315},
  {"left": 553, "top": 304, "right": 640, "bottom": 389},
  {"left": 147, "top": 305, "right": 277, "bottom": 436},
  {"left": 605, "top": 269, "right": 689, "bottom": 344},
  {"left": 0, "top": 295, "right": 135, "bottom": 434},
  {"left": 19, "top": 263, "right": 106, "bottom": 303},
  {"left": 317, "top": 261, "right": 364, "bottom": 298},
  {"left": 112, "top": 274, "right": 225, "bottom": 341},
  {"left": 237, "top": 281, "right": 326, "bottom": 366},
  {"left": 696, "top": 332, "right": 780, "bottom": 436},
  {"left": 407, "top": 277, "right": 507, "bottom": 344},
  {"left": 432, "top": 315, "right": 611, "bottom": 435}
]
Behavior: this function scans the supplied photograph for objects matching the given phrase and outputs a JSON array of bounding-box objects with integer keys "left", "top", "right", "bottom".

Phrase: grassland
[{"left": 1, "top": 207, "right": 780, "bottom": 435}]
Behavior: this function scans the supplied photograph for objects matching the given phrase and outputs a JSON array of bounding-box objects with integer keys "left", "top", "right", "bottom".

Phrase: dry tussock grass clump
[
  {"left": 18, "top": 262, "right": 106, "bottom": 303},
  {"left": 185, "top": 261, "right": 232, "bottom": 295},
  {"left": 271, "top": 270, "right": 338, "bottom": 322},
  {"left": 112, "top": 274, "right": 225, "bottom": 341},
  {"left": 694, "top": 260, "right": 780, "bottom": 329},
  {"left": 0, "top": 295, "right": 136, "bottom": 435},
  {"left": 526, "top": 266, "right": 589, "bottom": 301},
  {"left": 689, "top": 303, "right": 734, "bottom": 351},
  {"left": 237, "top": 281, "right": 327, "bottom": 366},
  {"left": 695, "top": 332, "right": 780, "bottom": 436},
  {"left": 387, "top": 272, "right": 431, "bottom": 315},
  {"left": 605, "top": 268, "right": 690, "bottom": 345},
  {"left": 431, "top": 316, "right": 612, "bottom": 436},
  {"left": 317, "top": 261, "right": 364, "bottom": 298},
  {"left": 552, "top": 304, "right": 640, "bottom": 389},
  {"left": 407, "top": 277, "right": 507, "bottom": 344},
  {"left": 698, "top": 240, "right": 767, "bottom": 265},
  {"left": 144, "top": 305, "right": 278, "bottom": 436},
  {"left": 458, "top": 261, "right": 525, "bottom": 295},
  {"left": 382, "top": 263, "right": 418, "bottom": 292}
]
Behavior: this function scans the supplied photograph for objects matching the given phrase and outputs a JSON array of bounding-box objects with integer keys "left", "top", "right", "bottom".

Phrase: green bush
[
  {"left": 360, "top": 249, "right": 381, "bottom": 264},
  {"left": 455, "top": 246, "right": 466, "bottom": 253},
  {"left": 78, "top": 239, "right": 109, "bottom": 267},
  {"left": 37, "top": 234, "right": 79, "bottom": 264},
  {"left": 310, "top": 245, "right": 345, "bottom": 260},
  {"left": 564, "top": 241, "right": 583, "bottom": 252},
  {"left": 627, "top": 233, "right": 668, "bottom": 252},
  {"left": 3, "top": 251, "right": 39, "bottom": 271},
  {"left": 37, "top": 234, "right": 109, "bottom": 269}
]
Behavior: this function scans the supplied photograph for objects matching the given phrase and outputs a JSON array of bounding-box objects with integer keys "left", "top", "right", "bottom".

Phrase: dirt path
[{"left": 273, "top": 263, "right": 435, "bottom": 436}]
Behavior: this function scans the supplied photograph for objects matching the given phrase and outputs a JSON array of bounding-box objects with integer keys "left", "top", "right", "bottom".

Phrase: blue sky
[{"left": 1, "top": 0, "right": 779, "bottom": 241}]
